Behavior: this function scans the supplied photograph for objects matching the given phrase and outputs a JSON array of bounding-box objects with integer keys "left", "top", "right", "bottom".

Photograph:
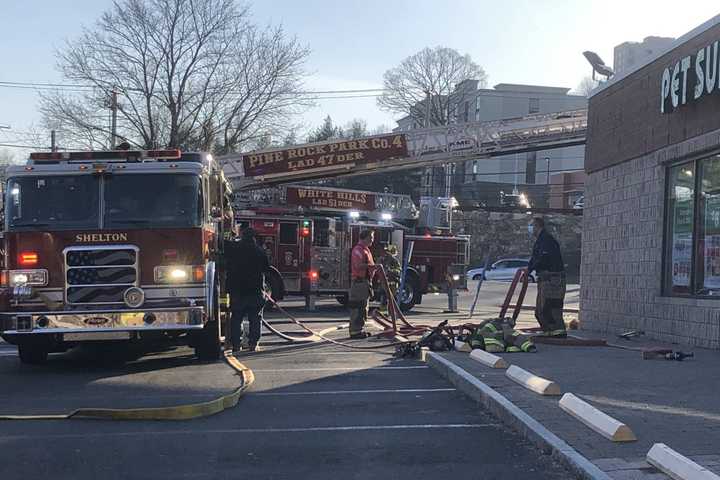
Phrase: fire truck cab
[{"left": 0, "top": 149, "right": 232, "bottom": 363}]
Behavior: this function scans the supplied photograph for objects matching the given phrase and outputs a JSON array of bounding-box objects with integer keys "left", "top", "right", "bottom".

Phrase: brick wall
[
  {"left": 587, "top": 21, "right": 720, "bottom": 173},
  {"left": 580, "top": 127, "right": 720, "bottom": 349}
]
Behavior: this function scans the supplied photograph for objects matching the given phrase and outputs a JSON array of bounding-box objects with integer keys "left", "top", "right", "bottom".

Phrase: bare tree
[
  {"left": 342, "top": 119, "right": 367, "bottom": 139},
  {"left": 573, "top": 76, "right": 599, "bottom": 97},
  {"left": 370, "top": 124, "right": 390, "bottom": 135},
  {"left": 40, "top": 0, "right": 310, "bottom": 152},
  {"left": 0, "top": 148, "right": 15, "bottom": 165},
  {"left": 377, "top": 47, "right": 487, "bottom": 126}
]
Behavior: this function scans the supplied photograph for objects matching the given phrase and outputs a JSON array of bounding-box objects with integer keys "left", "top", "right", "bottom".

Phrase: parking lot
[{"left": 0, "top": 286, "right": 577, "bottom": 479}]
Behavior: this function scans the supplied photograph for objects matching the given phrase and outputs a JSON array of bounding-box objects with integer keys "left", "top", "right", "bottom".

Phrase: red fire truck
[
  {"left": 235, "top": 186, "right": 469, "bottom": 311},
  {"left": 0, "top": 150, "right": 233, "bottom": 363}
]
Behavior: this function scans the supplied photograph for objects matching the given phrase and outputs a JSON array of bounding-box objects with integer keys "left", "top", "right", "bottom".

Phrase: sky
[{"left": 1, "top": 0, "right": 719, "bottom": 157}]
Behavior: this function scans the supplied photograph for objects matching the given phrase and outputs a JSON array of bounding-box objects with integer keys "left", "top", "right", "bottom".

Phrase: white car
[{"left": 466, "top": 258, "right": 535, "bottom": 282}]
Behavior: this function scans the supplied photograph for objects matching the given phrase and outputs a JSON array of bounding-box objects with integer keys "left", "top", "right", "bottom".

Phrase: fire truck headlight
[
  {"left": 170, "top": 268, "right": 188, "bottom": 281},
  {"left": 154, "top": 266, "right": 204, "bottom": 283},
  {"left": 8, "top": 269, "right": 48, "bottom": 287},
  {"left": 381, "top": 213, "right": 392, "bottom": 221},
  {"left": 452, "top": 274, "right": 461, "bottom": 282}
]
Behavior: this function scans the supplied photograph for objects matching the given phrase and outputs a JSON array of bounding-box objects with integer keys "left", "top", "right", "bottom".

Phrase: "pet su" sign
[{"left": 661, "top": 41, "right": 720, "bottom": 113}]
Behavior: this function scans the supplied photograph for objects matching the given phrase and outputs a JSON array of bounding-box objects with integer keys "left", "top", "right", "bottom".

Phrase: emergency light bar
[{"left": 29, "top": 149, "right": 182, "bottom": 162}]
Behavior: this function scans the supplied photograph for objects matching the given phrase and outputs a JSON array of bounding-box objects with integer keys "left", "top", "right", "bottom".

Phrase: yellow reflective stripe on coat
[{"left": 484, "top": 338, "right": 504, "bottom": 347}]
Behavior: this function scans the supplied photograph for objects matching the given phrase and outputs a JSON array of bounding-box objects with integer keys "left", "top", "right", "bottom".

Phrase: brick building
[{"left": 582, "top": 15, "right": 720, "bottom": 348}]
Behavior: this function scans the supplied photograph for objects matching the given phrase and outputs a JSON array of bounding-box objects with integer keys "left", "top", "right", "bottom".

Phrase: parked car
[{"left": 466, "top": 258, "right": 535, "bottom": 282}]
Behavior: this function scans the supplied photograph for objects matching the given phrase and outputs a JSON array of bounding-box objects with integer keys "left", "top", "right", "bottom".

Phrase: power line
[
  {"left": 0, "top": 80, "right": 91, "bottom": 88},
  {"left": 0, "top": 143, "right": 51, "bottom": 149},
  {"left": 0, "top": 80, "right": 386, "bottom": 96}
]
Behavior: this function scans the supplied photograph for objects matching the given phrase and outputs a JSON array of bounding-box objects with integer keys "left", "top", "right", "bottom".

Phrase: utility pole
[
  {"left": 545, "top": 156, "right": 550, "bottom": 184},
  {"left": 424, "top": 90, "right": 433, "bottom": 196},
  {"left": 424, "top": 90, "right": 431, "bottom": 128},
  {"left": 51, "top": 130, "right": 57, "bottom": 152},
  {"left": 445, "top": 163, "right": 452, "bottom": 198},
  {"left": 110, "top": 88, "right": 118, "bottom": 149}
]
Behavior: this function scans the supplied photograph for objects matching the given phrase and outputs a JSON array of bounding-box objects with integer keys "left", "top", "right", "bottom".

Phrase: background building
[
  {"left": 396, "top": 83, "right": 587, "bottom": 207},
  {"left": 613, "top": 36, "right": 675, "bottom": 75}
]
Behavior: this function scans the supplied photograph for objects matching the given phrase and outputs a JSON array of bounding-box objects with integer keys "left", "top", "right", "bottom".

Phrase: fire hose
[{"left": 259, "top": 265, "right": 438, "bottom": 351}]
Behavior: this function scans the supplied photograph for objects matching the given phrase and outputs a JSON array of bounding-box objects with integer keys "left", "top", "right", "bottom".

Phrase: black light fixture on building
[{"left": 582, "top": 51, "right": 614, "bottom": 81}]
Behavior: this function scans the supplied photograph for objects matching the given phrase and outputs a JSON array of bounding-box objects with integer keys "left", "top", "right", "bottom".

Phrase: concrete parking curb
[{"left": 426, "top": 352, "right": 612, "bottom": 480}]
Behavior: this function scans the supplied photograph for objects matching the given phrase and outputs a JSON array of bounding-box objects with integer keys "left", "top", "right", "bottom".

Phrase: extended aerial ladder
[{"left": 218, "top": 109, "right": 587, "bottom": 191}]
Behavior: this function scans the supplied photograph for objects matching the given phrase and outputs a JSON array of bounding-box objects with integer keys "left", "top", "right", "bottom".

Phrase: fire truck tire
[
  {"left": 195, "top": 320, "right": 222, "bottom": 360},
  {"left": 195, "top": 274, "right": 222, "bottom": 361},
  {"left": 399, "top": 272, "right": 422, "bottom": 312},
  {"left": 18, "top": 343, "right": 49, "bottom": 365}
]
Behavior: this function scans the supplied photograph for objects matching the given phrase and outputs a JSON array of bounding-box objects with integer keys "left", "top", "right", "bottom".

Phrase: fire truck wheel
[
  {"left": 195, "top": 320, "right": 222, "bottom": 360},
  {"left": 399, "top": 273, "right": 421, "bottom": 312},
  {"left": 18, "top": 343, "right": 49, "bottom": 365},
  {"left": 195, "top": 280, "right": 222, "bottom": 361}
]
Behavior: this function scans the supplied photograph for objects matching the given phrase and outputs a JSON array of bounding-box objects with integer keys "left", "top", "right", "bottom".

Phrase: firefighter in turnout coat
[{"left": 527, "top": 217, "right": 567, "bottom": 338}]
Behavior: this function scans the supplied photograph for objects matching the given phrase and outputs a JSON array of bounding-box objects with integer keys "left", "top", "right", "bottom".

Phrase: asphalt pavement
[{"left": 0, "top": 302, "right": 577, "bottom": 479}]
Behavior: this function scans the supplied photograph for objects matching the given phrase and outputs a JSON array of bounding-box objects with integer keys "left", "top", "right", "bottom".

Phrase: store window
[
  {"left": 663, "top": 156, "right": 720, "bottom": 297},
  {"left": 665, "top": 162, "right": 694, "bottom": 295},
  {"left": 698, "top": 157, "right": 720, "bottom": 295}
]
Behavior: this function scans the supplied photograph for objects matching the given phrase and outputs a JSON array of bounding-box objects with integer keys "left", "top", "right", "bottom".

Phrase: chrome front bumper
[{"left": 0, "top": 306, "right": 205, "bottom": 336}]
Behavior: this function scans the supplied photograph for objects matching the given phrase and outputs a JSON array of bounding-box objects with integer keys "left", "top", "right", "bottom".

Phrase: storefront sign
[
  {"left": 661, "top": 41, "right": 720, "bottom": 113},
  {"left": 242, "top": 134, "right": 408, "bottom": 178},
  {"left": 286, "top": 186, "right": 375, "bottom": 211}
]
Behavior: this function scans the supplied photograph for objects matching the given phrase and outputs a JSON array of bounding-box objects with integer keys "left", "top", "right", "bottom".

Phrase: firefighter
[
  {"left": 225, "top": 227, "right": 271, "bottom": 352},
  {"left": 527, "top": 217, "right": 567, "bottom": 338},
  {"left": 348, "top": 230, "right": 376, "bottom": 339}
]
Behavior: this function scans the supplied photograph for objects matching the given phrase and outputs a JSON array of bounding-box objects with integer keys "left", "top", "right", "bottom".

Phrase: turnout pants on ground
[
  {"left": 535, "top": 272, "right": 566, "bottom": 334},
  {"left": 231, "top": 293, "right": 265, "bottom": 349},
  {"left": 348, "top": 279, "right": 371, "bottom": 336}
]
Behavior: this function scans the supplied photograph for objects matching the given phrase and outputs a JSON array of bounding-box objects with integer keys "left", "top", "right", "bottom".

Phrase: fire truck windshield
[
  {"left": 6, "top": 173, "right": 202, "bottom": 231},
  {"left": 6, "top": 175, "right": 99, "bottom": 231},
  {"left": 104, "top": 174, "right": 202, "bottom": 228}
]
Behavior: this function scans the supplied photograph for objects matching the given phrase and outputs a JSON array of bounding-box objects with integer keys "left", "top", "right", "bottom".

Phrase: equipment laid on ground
[
  {"left": 461, "top": 317, "right": 537, "bottom": 353},
  {"left": 641, "top": 348, "right": 694, "bottom": 361},
  {"left": 417, "top": 319, "right": 454, "bottom": 352},
  {"left": 394, "top": 319, "right": 455, "bottom": 358},
  {"left": 618, "top": 330, "right": 645, "bottom": 340}
]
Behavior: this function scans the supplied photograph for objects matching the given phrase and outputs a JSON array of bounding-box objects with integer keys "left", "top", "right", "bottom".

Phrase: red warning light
[{"left": 19, "top": 252, "right": 39, "bottom": 266}]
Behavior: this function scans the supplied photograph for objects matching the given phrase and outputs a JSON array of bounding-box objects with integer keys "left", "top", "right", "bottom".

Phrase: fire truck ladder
[{"left": 219, "top": 108, "right": 587, "bottom": 190}]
